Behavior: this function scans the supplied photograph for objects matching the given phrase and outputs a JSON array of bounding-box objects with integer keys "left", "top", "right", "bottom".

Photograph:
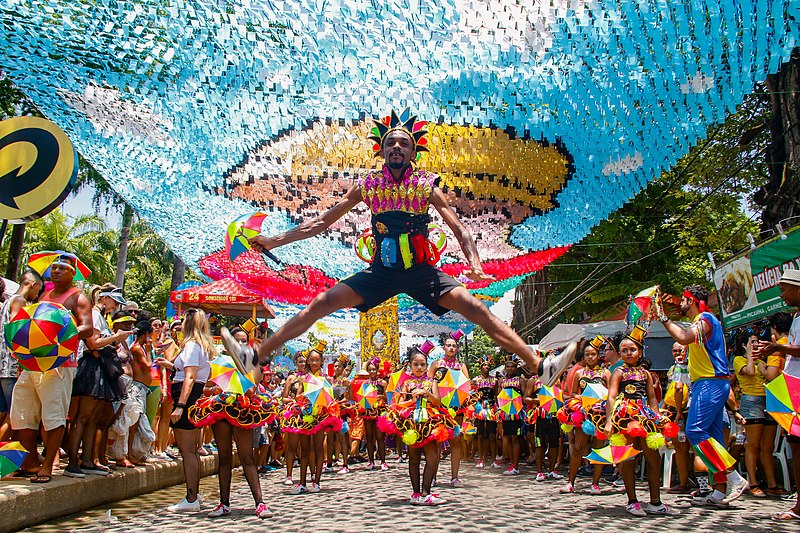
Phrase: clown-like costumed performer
[
  {"left": 558, "top": 336, "right": 610, "bottom": 494},
  {"left": 251, "top": 109, "right": 575, "bottom": 385},
  {"left": 378, "top": 341, "right": 456, "bottom": 505},
  {"left": 603, "top": 326, "right": 679, "bottom": 517},
  {"left": 470, "top": 357, "right": 499, "bottom": 468},
  {"left": 359, "top": 357, "right": 389, "bottom": 471},
  {"left": 189, "top": 328, "right": 277, "bottom": 519},
  {"left": 329, "top": 353, "right": 354, "bottom": 474},
  {"left": 428, "top": 329, "right": 472, "bottom": 487},
  {"left": 655, "top": 286, "right": 749, "bottom": 506},
  {"left": 280, "top": 340, "right": 342, "bottom": 494}
]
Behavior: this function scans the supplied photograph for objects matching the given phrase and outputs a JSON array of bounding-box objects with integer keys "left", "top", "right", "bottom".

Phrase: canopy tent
[
  {"left": 537, "top": 320, "right": 689, "bottom": 372},
  {"left": 170, "top": 278, "right": 275, "bottom": 320}
]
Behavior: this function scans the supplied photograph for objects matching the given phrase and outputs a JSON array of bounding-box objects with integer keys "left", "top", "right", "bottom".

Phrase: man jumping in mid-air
[{"left": 251, "top": 109, "right": 574, "bottom": 384}]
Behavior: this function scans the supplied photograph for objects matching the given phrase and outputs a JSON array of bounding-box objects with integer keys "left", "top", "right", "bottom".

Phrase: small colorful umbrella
[
  {"left": 497, "top": 387, "right": 523, "bottom": 417},
  {"left": 354, "top": 381, "right": 380, "bottom": 410},
  {"left": 301, "top": 374, "right": 335, "bottom": 413},
  {"left": 209, "top": 355, "right": 257, "bottom": 395},
  {"left": 626, "top": 285, "right": 658, "bottom": 327},
  {"left": 765, "top": 372, "right": 800, "bottom": 437},
  {"left": 385, "top": 370, "right": 410, "bottom": 405},
  {"left": 438, "top": 368, "right": 471, "bottom": 409},
  {"left": 537, "top": 385, "right": 563, "bottom": 414},
  {"left": 581, "top": 383, "right": 608, "bottom": 410},
  {"left": 226, "top": 211, "right": 269, "bottom": 262},
  {"left": 0, "top": 441, "right": 29, "bottom": 477},
  {"left": 585, "top": 444, "right": 641, "bottom": 465},
  {"left": 4, "top": 302, "right": 79, "bottom": 372},
  {"left": 27, "top": 250, "right": 91, "bottom": 281}
]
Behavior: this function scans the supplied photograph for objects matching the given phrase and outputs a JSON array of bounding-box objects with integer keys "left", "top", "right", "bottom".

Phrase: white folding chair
[
  {"left": 661, "top": 447, "right": 676, "bottom": 488},
  {"left": 773, "top": 430, "right": 794, "bottom": 492}
]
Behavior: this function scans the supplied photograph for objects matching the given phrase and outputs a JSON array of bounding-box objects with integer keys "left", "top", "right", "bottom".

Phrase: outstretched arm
[
  {"left": 429, "top": 187, "right": 492, "bottom": 282},
  {"left": 250, "top": 185, "right": 364, "bottom": 251}
]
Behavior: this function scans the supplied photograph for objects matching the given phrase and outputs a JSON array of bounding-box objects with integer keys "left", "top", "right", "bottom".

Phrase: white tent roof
[{"left": 1, "top": 277, "right": 19, "bottom": 300}]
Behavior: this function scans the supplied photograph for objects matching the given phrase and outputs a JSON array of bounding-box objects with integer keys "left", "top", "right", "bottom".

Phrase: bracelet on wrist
[{"left": 175, "top": 403, "right": 186, "bottom": 409}]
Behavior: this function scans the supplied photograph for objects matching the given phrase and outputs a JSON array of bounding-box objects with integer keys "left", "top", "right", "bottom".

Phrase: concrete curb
[{"left": 0, "top": 455, "right": 227, "bottom": 533}]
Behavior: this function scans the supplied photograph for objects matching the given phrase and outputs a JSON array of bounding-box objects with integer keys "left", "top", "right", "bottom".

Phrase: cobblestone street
[{"left": 28, "top": 457, "right": 796, "bottom": 533}]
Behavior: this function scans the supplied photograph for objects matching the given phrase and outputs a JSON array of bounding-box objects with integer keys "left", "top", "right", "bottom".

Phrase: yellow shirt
[
  {"left": 733, "top": 355, "right": 765, "bottom": 396},
  {"left": 767, "top": 337, "right": 788, "bottom": 372}
]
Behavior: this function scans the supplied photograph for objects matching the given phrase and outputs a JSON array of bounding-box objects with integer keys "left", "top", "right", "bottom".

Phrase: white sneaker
[
  {"left": 421, "top": 493, "right": 446, "bottom": 506},
  {"left": 409, "top": 492, "right": 423, "bottom": 505},
  {"left": 723, "top": 478, "right": 749, "bottom": 504},
  {"left": 535, "top": 472, "right": 546, "bottom": 481},
  {"left": 256, "top": 502, "right": 273, "bottom": 519},
  {"left": 308, "top": 482, "right": 321, "bottom": 493},
  {"left": 365, "top": 462, "right": 375, "bottom": 471},
  {"left": 540, "top": 342, "right": 577, "bottom": 387},
  {"left": 590, "top": 484, "right": 602, "bottom": 495},
  {"left": 612, "top": 477, "right": 626, "bottom": 488},
  {"left": 642, "top": 502, "right": 680, "bottom": 516},
  {"left": 283, "top": 476, "right": 294, "bottom": 486},
  {"left": 167, "top": 498, "right": 201, "bottom": 512},
  {"left": 380, "top": 462, "right": 390, "bottom": 471},
  {"left": 289, "top": 484, "right": 308, "bottom": 495},
  {"left": 692, "top": 491, "right": 729, "bottom": 507},
  {"left": 207, "top": 503, "right": 230, "bottom": 517},
  {"left": 547, "top": 471, "right": 564, "bottom": 480},
  {"left": 490, "top": 462, "right": 501, "bottom": 469},
  {"left": 626, "top": 502, "right": 646, "bottom": 517},
  {"left": 475, "top": 461, "right": 485, "bottom": 469},
  {"left": 559, "top": 482, "right": 574, "bottom": 494},
  {"left": 450, "top": 478, "right": 463, "bottom": 488},
  {"left": 337, "top": 466, "right": 350, "bottom": 474},
  {"left": 503, "top": 467, "right": 520, "bottom": 476}
]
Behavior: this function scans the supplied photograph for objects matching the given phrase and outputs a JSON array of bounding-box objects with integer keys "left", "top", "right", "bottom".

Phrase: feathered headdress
[{"left": 368, "top": 108, "right": 429, "bottom": 159}]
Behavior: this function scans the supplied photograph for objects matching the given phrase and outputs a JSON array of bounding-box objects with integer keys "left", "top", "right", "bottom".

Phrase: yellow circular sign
[{"left": 0, "top": 116, "right": 77, "bottom": 222}]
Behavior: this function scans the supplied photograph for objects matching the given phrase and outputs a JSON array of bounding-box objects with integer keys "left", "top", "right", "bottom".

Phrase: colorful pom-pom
[
  {"left": 402, "top": 430, "right": 419, "bottom": 445},
  {"left": 626, "top": 421, "right": 647, "bottom": 438},
  {"left": 302, "top": 414, "right": 314, "bottom": 424},
  {"left": 571, "top": 410, "right": 585, "bottom": 425},
  {"left": 453, "top": 425, "right": 461, "bottom": 437},
  {"left": 557, "top": 409, "right": 569, "bottom": 423},
  {"left": 663, "top": 421, "right": 679, "bottom": 439},
  {"left": 561, "top": 423, "right": 573, "bottom": 433},
  {"left": 581, "top": 420, "right": 596, "bottom": 436},
  {"left": 609, "top": 433, "right": 628, "bottom": 447},
  {"left": 646, "top": 432, "right": 666, "bottom": 450},
  {"left": 341, "top": 421, "right": 349, "bottom": 434}
]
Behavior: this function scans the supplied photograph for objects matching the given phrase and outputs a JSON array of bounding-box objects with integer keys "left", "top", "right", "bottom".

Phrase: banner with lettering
[{"left": 714, "top": 227, "right": 800, "bottom": 329}]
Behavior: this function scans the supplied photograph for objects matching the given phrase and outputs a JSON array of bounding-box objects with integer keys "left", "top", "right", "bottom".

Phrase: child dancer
[
  {"left": 379, "top": 341, "right": 456, "bottom": 505},
  {"left": 604, "top": 326, "right": 679, "bottom": 517}
]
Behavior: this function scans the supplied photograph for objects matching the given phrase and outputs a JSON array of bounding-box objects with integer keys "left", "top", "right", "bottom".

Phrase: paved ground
[{"left": 28, "top": 457, "right": 797, "bottom": 533}]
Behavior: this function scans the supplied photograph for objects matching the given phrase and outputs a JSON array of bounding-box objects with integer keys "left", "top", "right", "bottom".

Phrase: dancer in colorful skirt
[
  {"left": 497, "top": 357, "right": 527, "bottom": 475},
  {"left": 604, "top": 326, "right": 679, "bottom": 517},
  {"left": 523, "top": 373, "right": 562, "bottom": 482},
  {"left": 282, "top": 341, "right": 342, "bottom": 494},
  {"left": 471, "top": 358, "right": 498, "bottom": 468},
  {"left": 656, "top": 285, "right": 749, "bottom": 506},
  {"left": 429, "top": 329, "right": 471, "bottom": 487},
  {"left": 329, "top": 354, "right": 353, "bottom": 474},
  {"left": 279, "top": 351, "right": 307, "bottom": 486},
  {"left": 360, "top": 358, "right": 389, "bottom": 471},
  {"left": 189, "top": 329, "right": 276, "bottom": 519},
  {"left": 559, "top": 337, "right": 610, "bottom": 494},
  {"left": 379, "top": 341, "right": 456, "bottom": 505}
]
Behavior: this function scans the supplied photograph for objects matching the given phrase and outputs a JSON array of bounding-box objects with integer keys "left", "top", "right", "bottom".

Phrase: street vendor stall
[{"left": 170, "top": 278, "right": 275, "bottom": 322}]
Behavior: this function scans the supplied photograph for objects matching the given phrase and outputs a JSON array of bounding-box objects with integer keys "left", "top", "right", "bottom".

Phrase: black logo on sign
[{"left": 0, "top": 127, "right": 60, "bottom": 209}]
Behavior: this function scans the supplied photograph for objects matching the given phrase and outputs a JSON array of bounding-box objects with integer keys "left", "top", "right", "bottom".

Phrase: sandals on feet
[
  {"left": 30, "top": 474, "right": 53, "bottom": 483},
  {"left": 771, "top": 510, "right": 800, "bottom": 521}
]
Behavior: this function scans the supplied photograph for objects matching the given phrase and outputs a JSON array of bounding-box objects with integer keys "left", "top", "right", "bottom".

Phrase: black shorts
[
  {"left": 502, "top": 419, "right": 523, "bottom": 437},
  {"left": 475, "top": 419, "right": 497, "bottom": 438},
  {"left": 535, "top": 417, "right": 561, "bottom": 449},
  {"left": 339, "top": 263, "right": 462, "bottom": 316},
  {"left": 170, "top": 381, "right": 205, "bottom": 431}
]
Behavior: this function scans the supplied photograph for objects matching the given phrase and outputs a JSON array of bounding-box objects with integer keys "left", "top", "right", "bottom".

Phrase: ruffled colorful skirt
[
  {"left": 360, "top": 401, "right": 387, "bottom": 421},
  {"left": 470, "top": 400, "right": 498, "bottom": 422},
  {"left": 556, "top": 397, "right": 608, "bottom": 437},
  {"left": 280, "top": 401, "right": 343, "bottom": 435},
  {"left": 189, "top": 393, "right": 279, "bottom": 429},
  {"left": 377, "top": 402, "right": 457, "bottom": 448},
  {"left": 609, "top": 398, "right": 679, "bottom": 447}
]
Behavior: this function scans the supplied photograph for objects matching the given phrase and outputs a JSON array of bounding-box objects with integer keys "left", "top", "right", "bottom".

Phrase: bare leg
[
  {"left": 643, "top": 446, "right": 662, "bottom": 504},
  {"left": 212, "top": 422, "right": 234, "bottom": 505},
  {"left": 174, "top": 428, "right": 201, "bottom": 502},
  {"left": 569, "top": 430, "right": 588, "bottom": 484},
  {"left": 18, "top": 429, "right": 42, "bottom": 472},
  {"left": 68, "top": 396, "right": 102, "bottom": 470},
  {"left": 298, "top": 434, "right": 311, "bottom": 486},
  {"left": 674, "top": 438, "right": 691, "bottom": 487},
  {"left": 760, "top": 425, "right": 778, "bottom": 488},
  {"left": 38, "top": 427, "right": 65, "bottom": 477},
  {"left": 312, "top": 431, "right": 325, "bottom": 484},
  {"left": 743, "top": 423, "right": 763, "bottom": 488},
  {"left": 376, "top": 426, "right": 386, "bottom": 464},
  {"left": 408, "top": 446, "right": 421, "bottom": 494},
  {"left": 284, "top": 431, "right": 299, "bottom": 479},
  {"left": 438, "top": 288, "right": 540, "bottom": 371},
  {"left": 422, "top": 442, "right": 439, "bottom": 495},
  {"left": 257, "top": 285, "right": 364, "bottom": 360},
  {"left": 621, "top": 453, "right": 638, "bottom": 503},
  {"left": 364, "top": 420, "right": 376, "bottom": 464},
  {"left": 336, "top": 430, "right": 349, "bottom": 468},
  {"left": 233, "top": 425, "right": 264, "bottom": 505},
  {"left": 450, "top": 416, "right": 463, "bottom": 479}
]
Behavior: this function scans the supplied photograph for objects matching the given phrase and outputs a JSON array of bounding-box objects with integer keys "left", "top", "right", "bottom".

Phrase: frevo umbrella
[
  {"left": 354, "top": 381, "right": 380, "bottom": 410},
  {"left": 765, "top": 372, "right": 800, "bottom": 437},
  {"left": 438, "top": 368, "right": 471, "bottom": 409},
  {"left": 0, "top": 441, "right": 29, "bottom": 477},
  {"left": 301, "top": 374, "right": 335, "bottom": 413},
  {"left": 4, "top": 301, "right": 79, "bottom": 372},
  {"left": 497, "top": 387, "right": 523, "bottom": 417},
  {"left": 581, "top": 383, "right": 608, "bottom": 410},
  {"left": 209, "top": 354, "right": 257, "bottom": 395},
  {"left": 225, "top": 211, "right": 282, "bottom": 265},
  {"left": 537, "top": 385, "right": 563, "bottom": 414},
  {"left": 385, "top": 370, "right": 410, "bottom": 405},
  {"left": 585, "top": 444, "right": 641, "bottom": 465},
  {"left": 27, "top": 250, "right": 91, "bottom": 281}
]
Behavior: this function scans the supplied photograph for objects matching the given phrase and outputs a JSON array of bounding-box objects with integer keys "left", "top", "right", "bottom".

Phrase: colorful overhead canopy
[
  {"left": 1, "top": 1, "right": 798, "bottom": 323},
  {"left": 170, "top": 278, "right": 275, "bottom": 319}
]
